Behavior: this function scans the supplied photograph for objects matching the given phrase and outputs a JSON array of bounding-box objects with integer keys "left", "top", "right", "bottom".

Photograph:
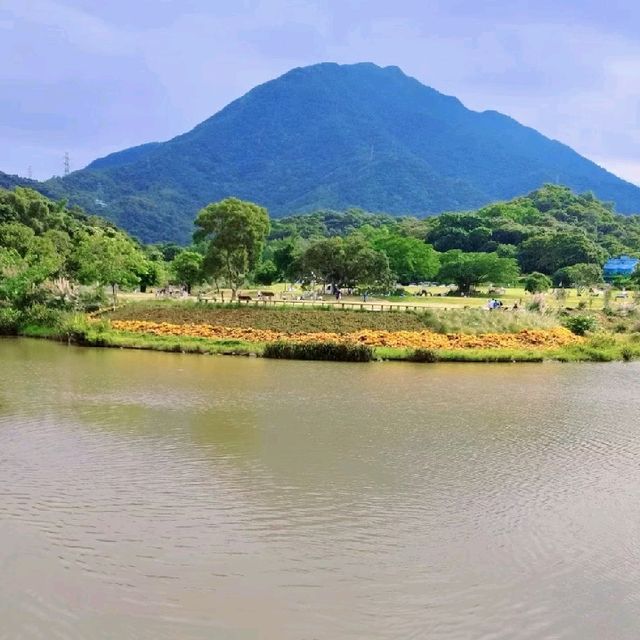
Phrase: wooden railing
[{"left": 197, "top": 296, "right": 450, "bottom": 312}]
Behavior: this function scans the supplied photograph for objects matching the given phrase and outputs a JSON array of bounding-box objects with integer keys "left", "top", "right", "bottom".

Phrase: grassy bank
[
  {"left": 7, "top": 299, "right": 640, "bottom": 363},
  {"left": 14, "top": 317, "right": 640, "bottom": 364}
]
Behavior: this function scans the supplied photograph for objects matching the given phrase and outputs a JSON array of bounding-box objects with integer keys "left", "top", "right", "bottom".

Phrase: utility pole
[{"left": 64, "top": 152, "right": 70, "bottom": 176}]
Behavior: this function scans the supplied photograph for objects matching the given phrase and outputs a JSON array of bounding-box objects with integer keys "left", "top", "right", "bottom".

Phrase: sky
[{"left": 1, "top": 0, "right": 639, "bottom": 184}]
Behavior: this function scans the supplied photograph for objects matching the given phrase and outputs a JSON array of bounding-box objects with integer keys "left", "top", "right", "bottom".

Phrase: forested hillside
[{"left": 267, "top": 185, "right": 640, "bottom": 281}]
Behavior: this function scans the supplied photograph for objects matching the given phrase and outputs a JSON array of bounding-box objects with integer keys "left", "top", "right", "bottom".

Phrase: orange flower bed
[{"left": 109, "top": 320, "right": 582, "bottom": 351}]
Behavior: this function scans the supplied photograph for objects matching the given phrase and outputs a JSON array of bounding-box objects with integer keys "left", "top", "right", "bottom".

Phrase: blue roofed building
[{"left": 603, "top": 255, "right": 639, "bottom": 280}]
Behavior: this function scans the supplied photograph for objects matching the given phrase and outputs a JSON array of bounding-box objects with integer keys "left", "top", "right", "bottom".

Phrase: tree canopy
[
  {"left": 437, "top": 251, "right": 520, "bottom": 294},
  {"left": 299, "top": 235, "right": 392, "bottom": 291},
  {"left": 194, "top": 197, "right": 270, "bottom": 298}
]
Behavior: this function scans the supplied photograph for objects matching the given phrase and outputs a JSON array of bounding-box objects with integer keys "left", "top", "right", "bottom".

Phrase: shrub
[
  {"left": 57, "top": 313, "right": 90, "bottom": 342},
  {"left": 409, "top": 348, "right": 439, "bottom": 363},
  {"left": 20, "top": 304, "right": 63, "bottom": 329},
  {"left": 263, "top": 341, "right": 373, "bottom": 362},
  {"left": 622, "top": 346, "right": 634, "bottom": 362},
  {"left": 523, "top": 272, "right": 552, "bottom": 293},
  {"left": 78, "top": 287, "right": 108, "bottom": 312},
  {"left": 586, "top": 333, "right": 616, "bottom": 349},
  {"left": 563, "top": 314, "right": 598, "bottom": 336},
  {"left": 57, "top": 314, "right": 110, "bottom": 345},
  {"left": 0, "top": 307, "right": 20, "bottom": 334}
]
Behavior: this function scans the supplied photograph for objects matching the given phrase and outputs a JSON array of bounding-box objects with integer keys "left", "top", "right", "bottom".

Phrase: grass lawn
[{"left": 124, "top": 284, "right": 631, "bottom": 313}]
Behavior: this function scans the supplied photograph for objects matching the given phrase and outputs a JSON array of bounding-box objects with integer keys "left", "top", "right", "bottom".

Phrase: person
[{"left": 363, "top": 292, "right": 368, "bottom": 302}]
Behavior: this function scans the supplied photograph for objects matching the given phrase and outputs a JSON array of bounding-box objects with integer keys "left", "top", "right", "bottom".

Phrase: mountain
[
  {"left": 28, "top": 62, "right": 640, "bottom": 242},
  {"left": 0, "top": 171, "right": 40, "bottom": 191}
]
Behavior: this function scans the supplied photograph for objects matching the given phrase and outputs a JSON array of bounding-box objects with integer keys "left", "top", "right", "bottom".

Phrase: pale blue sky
[{"left": 2, "top": 0, "right": 639, "bottom": 184}]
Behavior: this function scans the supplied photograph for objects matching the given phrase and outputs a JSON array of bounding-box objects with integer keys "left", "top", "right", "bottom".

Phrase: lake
[{"left": 1, "top": 338, "right": 639, "bottom": 639}]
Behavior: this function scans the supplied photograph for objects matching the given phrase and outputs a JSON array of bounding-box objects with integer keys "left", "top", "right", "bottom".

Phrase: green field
[{"left": 108, "top": 299, "right": 560, "bottom": 335}]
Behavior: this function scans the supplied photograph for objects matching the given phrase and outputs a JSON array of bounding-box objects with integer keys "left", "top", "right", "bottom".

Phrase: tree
[
  {"left": 425, "top": 214, "right": 494, "bottom": 252},
  {"left": 371, "top": 233, "right": 440, "bottom": 284},
  {"left": 194, "top": 198, "right": 270, "bottom": 299},
  {"left": 171, "top": 250, "right": 204, "bottom": 293},
  {"left": 518, "top": 231, "right": 606, "bottom": 274},
  {"left": 523, "top": 272, "right": 552, "bottom": 293},
  {"left": 154, "top": 241, "right": 183, "bottom": 262},
  {"left": 76, "top": 232, "right": 147, "bottom": 305},
  {"left": 0, "top": 238, "right": 64, "bottom": 309},
  {"left": 253, "top": 259, "right": 279, "bottom": 286},
  {"left": 437, "top": 251, "right": 520, "bottom": 294},
  {"left": 300, "top": 235, "right": 392, "bottom": 291},
  {"left": 0, "top": 223, "right": 36, "bottom": 257},
  {"left": 552, "top": 263, "right": 603, "bottom": 292},
  {"left": 272, "top": 240, "right": 301, "bottom": 283}
]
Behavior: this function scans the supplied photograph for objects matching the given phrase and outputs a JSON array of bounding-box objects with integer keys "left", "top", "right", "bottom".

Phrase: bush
[
  {"left": 523, "top": 272, "right": 552, "bottom": 293},
  {"left": 57, "top": 314, "right": 109, "bottom": 345},
  {"left": 0, "top": 307, "right": 21, "bottom": 334},
  {"left": 20, "top": 304, "right": 64, "bottom": 329},
  {"left": 253, "top": 260, "right": 279, "bottom": 286},
  {"left": 57, "top": 313, "right": 89, "bottom": 341},
  {"left": 78, "top": 287, "right": 108, "bottom": 312},
  {"left": 563, "top": 314, "right": 598, "bottom": 336},
  {"left": 585, "top": 333, "right": 616, "bottom": 349},
  {"left": 409, "top": 348, "right": 440, "bottom": 363},
  {"left": 263, "top": 341, "right": 373, "bottom": 362}
]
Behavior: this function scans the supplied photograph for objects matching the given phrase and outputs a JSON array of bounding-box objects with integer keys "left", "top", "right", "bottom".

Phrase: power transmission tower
[{"left": 64, "top": 152, "right": 70, "bottom": 176}]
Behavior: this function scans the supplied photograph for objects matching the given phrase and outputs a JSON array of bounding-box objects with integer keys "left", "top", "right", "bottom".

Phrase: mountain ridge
[{"left": 8, "top": 62, "right": 640, "bottom": 242}]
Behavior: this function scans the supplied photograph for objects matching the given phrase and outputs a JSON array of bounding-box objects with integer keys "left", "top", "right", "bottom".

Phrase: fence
[{"left": 197, "top": 296, "right": 451, "bottom": 312}]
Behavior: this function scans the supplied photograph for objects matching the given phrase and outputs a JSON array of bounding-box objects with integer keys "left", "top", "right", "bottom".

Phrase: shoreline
[
  {"left": 4, "top": 300, "right": 637, "bottom": 364},
  {"left": 12, "top": 323, "right": 637, "bottom": 364}
]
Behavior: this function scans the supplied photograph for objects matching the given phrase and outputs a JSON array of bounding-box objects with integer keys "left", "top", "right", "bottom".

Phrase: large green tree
[
  {"left": 371, "top": 233, "right": 440, "bottom": 284},
  {"left": 300, "top": 235, "right": 392, "bottom": 291},
  {"left": 76, "top": 232, "right": 147, "bottom": 304},
  {"left": 272, "top": 240, "right": 302, "bottom": 283},
  {"left": 552, "top": 263, "right": 604, "bottom": 291},
  {"left": 194, "top": 198, "right": 270, "bottom": 299},
  {"left": 518, "top": 231, "right": 606, "bottom": 274},
  {"left": 171, "top": 250, "right": 204, "bottom": 293},
  {"left": 437, "top": 251, "right": 520, "bottom": 294}
]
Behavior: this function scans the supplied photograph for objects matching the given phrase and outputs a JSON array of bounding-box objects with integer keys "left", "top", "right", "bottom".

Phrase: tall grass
[
  {"left": 263, "top": 341, "right": 373, "bottom": 362},
  {"left": 418, "top": 308, "right": 558, "bottom": 334}
]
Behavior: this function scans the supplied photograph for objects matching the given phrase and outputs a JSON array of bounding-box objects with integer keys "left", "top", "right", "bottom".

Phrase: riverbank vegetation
[{"left": 3, "top": 183, "right": 640, "bottom": 363}]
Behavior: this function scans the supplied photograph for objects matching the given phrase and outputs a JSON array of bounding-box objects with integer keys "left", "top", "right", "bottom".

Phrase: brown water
[{"left": 1, "top": 338, "right": 640, "bottom": 639}]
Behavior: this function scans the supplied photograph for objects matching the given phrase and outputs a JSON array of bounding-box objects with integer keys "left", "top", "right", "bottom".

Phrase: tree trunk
[{"left": 111, "top": 283, "right": 117, "bottom": 308}]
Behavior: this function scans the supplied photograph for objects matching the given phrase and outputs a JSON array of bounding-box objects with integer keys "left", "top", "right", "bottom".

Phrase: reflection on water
[{"left": 2, "top": 338, "right": 640, "bottom": 639}]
